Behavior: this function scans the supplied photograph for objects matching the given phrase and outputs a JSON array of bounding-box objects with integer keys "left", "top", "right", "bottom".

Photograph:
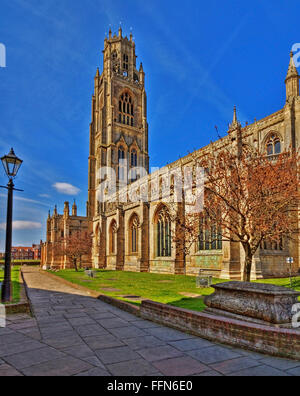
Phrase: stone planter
[{"left": 204, "top": 282, "right": 300, "bottom": 325}]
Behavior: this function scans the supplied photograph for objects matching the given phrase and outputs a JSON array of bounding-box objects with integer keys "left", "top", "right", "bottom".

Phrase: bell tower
[{"left": 88, "top": 29, "right": 149, "bottom": 219}]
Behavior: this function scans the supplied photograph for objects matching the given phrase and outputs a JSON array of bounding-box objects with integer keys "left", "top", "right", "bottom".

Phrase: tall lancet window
[
  {"left": 198, "top": 215, "right": 222, "bottom": 251},
  {"left": 156, "top": 207, "right": 172, "bottom": 257},
  {"left": 109, "top": 221, "right": 117, "bottom": 255},
  {"left": 119, "top": 92, "right": 134, "bottom": 126},
  {"left": 129, "top": 215, "right": 139, "bottom": 254},
  {"left": 118, "top": 146, "right": 126, "bottom": 181},
  {"left": 130, "top": 149, "right": 138, "bottom": 182}
]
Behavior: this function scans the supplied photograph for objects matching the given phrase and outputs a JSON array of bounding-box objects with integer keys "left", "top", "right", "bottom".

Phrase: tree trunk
[
  {"left": 242, "top": 243, "right": 253, "bottom": 282},
  {"left": 73, "top": 258, "right": 78, "bottom": 272}
]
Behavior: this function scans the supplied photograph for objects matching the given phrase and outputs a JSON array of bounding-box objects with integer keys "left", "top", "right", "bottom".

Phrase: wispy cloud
[
  {"left": 0, "top": 221, "right": 42, "bottom": 230},
  {"left": 138, "top": 2, "right": 249, "bottom": 126},
  {"left": 0, "top": 193, "right": 51, "bottom": 208},
  {"left": 53, "top": 182, "right": 80, "bottom": 195}
]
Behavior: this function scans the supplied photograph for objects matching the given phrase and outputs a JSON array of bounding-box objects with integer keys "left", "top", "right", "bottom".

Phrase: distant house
[{"left": 11, "top": 244, "right": 41, "bottom": 261}]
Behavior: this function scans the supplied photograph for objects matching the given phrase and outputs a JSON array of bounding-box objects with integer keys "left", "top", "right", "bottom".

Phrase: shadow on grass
[
  {"left": 116, "top": 296, "right": 207, "bottom": 313},
  {"left": 167, "top": 297, "right": 206, "bottom": 312}
]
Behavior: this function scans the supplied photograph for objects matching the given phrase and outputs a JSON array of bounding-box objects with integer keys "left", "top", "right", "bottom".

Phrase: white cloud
[
  {"left": 39, "top": 194, "right": 50, "bottom": 198},
  {"left": 0, "top": 221, "right": 42, "bottom": 230},
  {"left": 53, "top": 182, "right": 80, "bottom": 195}
]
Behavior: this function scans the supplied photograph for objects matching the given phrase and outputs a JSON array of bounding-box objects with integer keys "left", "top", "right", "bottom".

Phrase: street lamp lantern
[
  {"left": 0, "top": 148, "right": 23, "bottom": 303},
  {"left": 1, "top": 148, "right": 23, "bottom": 179}
]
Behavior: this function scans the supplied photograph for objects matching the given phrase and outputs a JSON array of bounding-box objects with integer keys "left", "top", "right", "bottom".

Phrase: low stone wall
[
  {"left": 149, "top": 259, "right": 175, "bottom": 274},
  {"left": 140, "top": 300, "right": 300, "bottom": 360},
  {"left": 106, "top": 256, "right": 117, "bottom": 270},
  {"left": 186, "top": 252, "right": 223, "bottom": 277},
  {"left": 260, "top": 254, "right": 299, "bottom": 278},
  {"left": 124, "top": 255, "right": 140, "bottom": 272}
]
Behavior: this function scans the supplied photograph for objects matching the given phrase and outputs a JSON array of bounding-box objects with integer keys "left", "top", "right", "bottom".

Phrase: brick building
[{"left": 11, "top": 244, "right": 41, "bottom": 260}]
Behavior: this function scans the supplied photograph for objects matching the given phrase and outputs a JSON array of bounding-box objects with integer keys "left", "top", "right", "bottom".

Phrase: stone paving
[{"left": 0, "top": 267, "right": 299, "bottom": 376}]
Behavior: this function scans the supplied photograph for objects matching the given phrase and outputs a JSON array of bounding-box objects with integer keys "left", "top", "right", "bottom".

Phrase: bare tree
[
  {"left": 173, "top": 147, "right": 300, "bottom": 282},
  {"left": 58, "top": 232, "right": 92, "bottom": 272}
]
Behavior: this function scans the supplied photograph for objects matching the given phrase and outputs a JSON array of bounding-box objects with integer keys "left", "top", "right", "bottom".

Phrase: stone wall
[
  {"left": 149, "top": 259, "right": 175, "bottom": 274},
  {"left": 140, "top": 300, "right": 300, "bottom": 360},
  {"left": 187, "top": 252, "right": 223, "bottom": 276},
  {"left": 260, "top": 253, "right": 299, "bottom": 278}
]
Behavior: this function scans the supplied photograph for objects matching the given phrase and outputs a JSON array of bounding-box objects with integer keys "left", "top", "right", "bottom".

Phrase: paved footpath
[{"left": 0, "top": 267, "right": 299, "bottom": 376}]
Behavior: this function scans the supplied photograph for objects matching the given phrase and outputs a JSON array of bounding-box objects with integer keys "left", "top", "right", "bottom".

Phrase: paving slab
[
  {"left": 187, "top": 346, "right": 243, "bottom": 365},
  {"left": 74, "top": 324, "right": 109, "bottom": 338},
  {"left": 107, "top": 359, "right": 158, "bottom": 376},
  {"left": 137, "top": 345, "right": 184, "bottom": 362},
  {"left": 153, "top": 356, "right": 209, "bottom": 376},
  {"left": 83, "top": 356, "right": 106, "bottom": 369},
  {"left": 257, "top": 356, "right": 300, "bottom": 371},
  {"left": 68, "top": 317, "right": 97, "bottom": 327},
  {"left": 83, "top": 334, "right": 125, "bottom": 350},
  {"left": 75, "top": 367, "right": 111, "bottom": 376},
  {"left": 2, "top": 266, "right": 294, "bottom": 377},
  {"left": 145, "top": 327, "right": 195, "bottom": 342},
  {"left": 287, "top": 366, "right": 300, "bottom": 376},
  {"left": 109, "top": 326, "right": 147, "bottom": 339},
  {"left": 97, "top": 317, "right": 129, "bottom": 329},
  {"left": 22, "top": 356, "right": 93, "bottom": 377},
  {"left": 95, "top": 346, "right": 140, "bottom": 364},
  {"left": 0, "top": 364, "right": 23, "bottom": 376},
  {"left": 168, "top": 338, "right": 214, "bottom": 352},
  {"left": 123, "top": 336, "right": 165, "bottom": 351},
  {"left": 211, "top": 357, "right": 260, "bottom": 375},
  {"left": 194, "top": 369, "right": 224, "bottom": 376},
  {"left": 4, "top": 346, "right": 65, "bottom": 370},
  {"left": 43, "top": 334, "right": 83, "bottom": 349},
  {"left": 62, "top": 344, "right": 95, "bottom": 359},
  {"left": 228, "top": 365, "right": 291, "bottom": 377},
  {"left": 0, "top": 339, "right": 45, "bottom": 358}
]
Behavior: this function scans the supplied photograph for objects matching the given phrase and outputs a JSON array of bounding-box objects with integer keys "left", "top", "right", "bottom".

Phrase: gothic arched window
[
  {"left": 130, "top": 149, "right": 138, "bottom": 182},
  {"left": 112, "top": 50, "right": 118, "bottom": 61},
  {"left": 156, "top": 207, "right": 172, "bottom": 257},
  {"left": 119, "top": 92, "right": 134, "bottom": 126},
  {"left": 123, "top": 54, "right": 129, "bottom": 71},
  {"left": 109, "top": 221, "right": 117, "bottom": 255},
  {"left": 198, "top": 215, "right": 222, "bottom": 251},
  {"left": 266, "top": 134, "right": 281, "bottom": 156},
  {"left": 131, "top": 149, "right": 137, "bottom": 167},
  {"left": 129, "top": 215, "right": 139, "bottom": 254},
  {"left": 118, "top": 146, "right": 126, "bottom": 181}
]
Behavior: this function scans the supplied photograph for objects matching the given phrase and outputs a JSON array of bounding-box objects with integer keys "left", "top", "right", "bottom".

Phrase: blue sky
[{"left": 0, "top": 0, "right": 299, "bottom": 249}]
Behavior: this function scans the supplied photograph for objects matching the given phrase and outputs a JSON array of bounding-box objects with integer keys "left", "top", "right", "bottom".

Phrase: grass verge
[{"left": 0, "top": 266, "right": 21, "bottom": 304}]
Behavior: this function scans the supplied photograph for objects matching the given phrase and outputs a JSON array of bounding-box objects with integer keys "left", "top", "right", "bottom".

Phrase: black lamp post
[{"left": 0, "top": 148, "right": 23, "bottom": 303}]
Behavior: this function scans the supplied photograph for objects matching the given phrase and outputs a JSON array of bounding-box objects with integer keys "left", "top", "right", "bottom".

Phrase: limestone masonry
[{"left": 41, "top": 29, "right": 300, "bottom": 279}]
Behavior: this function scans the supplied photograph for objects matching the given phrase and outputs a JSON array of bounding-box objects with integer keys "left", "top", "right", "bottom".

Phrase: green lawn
[
  {"left": 0, "top": 266, "right": 21, "bottom": 304},
  {"left": 51, "top": 269, "right": 226, "bottom": 312},
  {"left": 50, "top": 269, "right": 300, "bottom": 312}
]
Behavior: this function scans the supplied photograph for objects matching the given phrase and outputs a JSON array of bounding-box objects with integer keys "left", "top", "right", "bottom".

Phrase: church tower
[{"left": 87, "top": 29, "right": 149, "bottom": 220}]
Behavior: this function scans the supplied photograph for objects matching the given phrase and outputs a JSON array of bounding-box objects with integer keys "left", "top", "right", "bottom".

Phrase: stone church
[{"left": 41, "top": 29, "right": 300, "bottom": 279}]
